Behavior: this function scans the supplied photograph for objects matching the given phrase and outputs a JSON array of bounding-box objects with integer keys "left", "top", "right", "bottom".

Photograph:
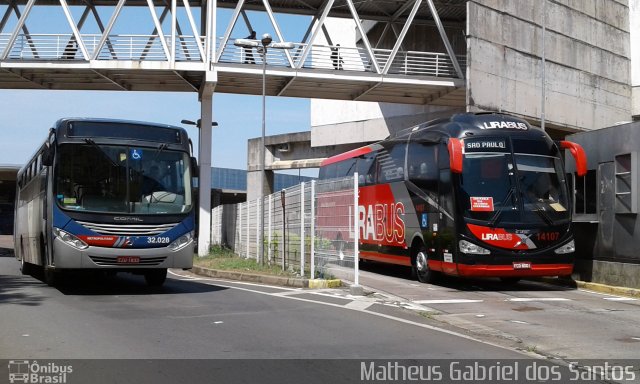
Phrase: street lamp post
[{"left": 234, "top": 33, "right": 293, "bottom": 265}]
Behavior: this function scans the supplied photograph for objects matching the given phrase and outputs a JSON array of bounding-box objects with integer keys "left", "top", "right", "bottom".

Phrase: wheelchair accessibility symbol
[{"left": 131, "top": 149, "right": 143, "bottom": 160}]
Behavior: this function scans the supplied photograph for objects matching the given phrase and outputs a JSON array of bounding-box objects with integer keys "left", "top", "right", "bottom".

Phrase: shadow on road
[
  {"left": 0, "top": 274, "right": 46, "bottom": 306},
  {"left": 53, "top": 271, "right": 229, "bottom": 296},
  {"left": 359, "top": 260, "right": 575, "bottom": 292}
]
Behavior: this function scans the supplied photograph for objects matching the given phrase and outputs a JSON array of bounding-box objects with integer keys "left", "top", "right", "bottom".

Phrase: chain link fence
[{"left": 210, "top": 175, "right": 359, "bottom": 282}]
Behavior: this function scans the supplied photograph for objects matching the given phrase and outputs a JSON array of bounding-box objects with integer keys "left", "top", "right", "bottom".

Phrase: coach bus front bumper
[
  {"left": 51, "top": 236, "right": 194, "bottom": 269},
  {"left": 453, "top": 251, "right": 574, "bottom": 278}
]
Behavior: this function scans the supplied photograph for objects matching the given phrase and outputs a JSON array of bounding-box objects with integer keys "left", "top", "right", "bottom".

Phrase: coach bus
[
  {"left": 318, "top": 113, "right": 587, "bottom": 283},
  {"left": 14, "top": 118, "right": 197, "bottom": 286}
]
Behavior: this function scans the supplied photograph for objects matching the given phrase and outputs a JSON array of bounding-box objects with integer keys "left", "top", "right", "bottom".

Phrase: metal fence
[{"left": 211, "top": 175, "right": 359, "bottom": 282}]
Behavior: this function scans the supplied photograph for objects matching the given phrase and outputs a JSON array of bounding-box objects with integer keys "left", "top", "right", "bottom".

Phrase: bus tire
[
  {"left": 20, "top": 257, "right": 32, "bottom": 276},
  {"left": 145, "top": 269, "right": 167, "bottom": 287},
  {"left": 44, "top": 267, "right": 57, "bottom": 286},
  {"left": 412, "top": 244, "right": 434, "bottom": 284}
]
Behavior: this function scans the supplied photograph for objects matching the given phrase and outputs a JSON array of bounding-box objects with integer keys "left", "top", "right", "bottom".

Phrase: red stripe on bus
[
  {"left": 360, "top": 251, "right": 412, "bottom": 267},
  {"left": 320, "top": 146, "right": 373, "bottom": 166}
]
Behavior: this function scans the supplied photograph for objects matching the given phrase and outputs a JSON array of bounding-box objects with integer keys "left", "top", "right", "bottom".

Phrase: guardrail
[{"left": 0, "top": 33, "right": 465, "bottom": 78}]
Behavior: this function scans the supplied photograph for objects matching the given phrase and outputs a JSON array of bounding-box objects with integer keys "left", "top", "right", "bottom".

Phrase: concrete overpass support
[{"left": 198, "top": 80, "right": 215, "bottom": 257}]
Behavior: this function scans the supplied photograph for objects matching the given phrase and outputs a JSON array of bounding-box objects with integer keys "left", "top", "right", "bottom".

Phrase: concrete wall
[
  {"left": 631, "top": 0, "right": 640, "bottom": 119},
  {"left": 468, "top": 0, "right": 631, "bottom": 130},
  {"left": 566, "top": 122, "right": 640, "bottom": 288}
]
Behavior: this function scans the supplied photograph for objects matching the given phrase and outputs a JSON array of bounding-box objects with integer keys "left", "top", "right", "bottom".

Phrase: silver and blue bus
[{"left": 14, "top": 118, "right": 197, "bottom": 286}]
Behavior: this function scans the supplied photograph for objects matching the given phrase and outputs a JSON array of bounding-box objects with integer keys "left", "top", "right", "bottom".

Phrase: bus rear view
[{"left": 15, "top": 119, "right": 196, "bottom": 286}]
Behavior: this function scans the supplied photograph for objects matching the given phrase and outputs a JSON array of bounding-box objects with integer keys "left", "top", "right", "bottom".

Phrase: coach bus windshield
[
  {"left": 55, "top": 144, "right": 192, "bottom": 214},
  {"left": 457, "top": 137, "right": 570, "bottom": 225}
]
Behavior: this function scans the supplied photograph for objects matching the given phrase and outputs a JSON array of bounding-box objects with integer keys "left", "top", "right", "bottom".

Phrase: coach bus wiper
[
  {"left": 488, "top": 186, "right": 516, "bottom": 227},
  {"left": 530, "top": 200, "right": 555, "bottom": 226},
  {"left": 83, "top": 138, "right": 119, "bottom": 167}
]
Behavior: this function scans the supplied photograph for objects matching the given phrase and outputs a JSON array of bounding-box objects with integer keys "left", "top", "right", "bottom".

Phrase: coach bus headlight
[
  {"left": 168, "top": 231, "right": 194, "bottom": 251},
  {"left": 53, "top": 227, "right": 89, "bottom": 250},
  {"left": 554, "top": 240, "right": 575, "bottom": 254},
  {"left": 459, "top": 240, "right": 490, "bottom": 255}
]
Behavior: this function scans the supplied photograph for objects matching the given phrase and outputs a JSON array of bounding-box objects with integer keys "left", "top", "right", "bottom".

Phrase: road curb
[
  {"left": 192, "top": 266, "right": 342, "bottom": 289},
  {"left": 538, "top": 277, "right": 640, "bottom": 298}
]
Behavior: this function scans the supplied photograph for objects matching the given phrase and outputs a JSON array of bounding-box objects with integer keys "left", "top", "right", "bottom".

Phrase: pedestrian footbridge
[{"left": 0, "top": 0, "right": 466, "bottom": 105}]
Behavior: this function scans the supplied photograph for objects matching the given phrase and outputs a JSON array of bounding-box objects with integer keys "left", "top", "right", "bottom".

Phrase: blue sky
[{"left": 0, "top": 6, "right": 313, "bottom": 173}]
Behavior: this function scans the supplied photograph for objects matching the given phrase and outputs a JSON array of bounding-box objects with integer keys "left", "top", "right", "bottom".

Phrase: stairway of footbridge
[{"left": 0, "top": 0, "right": 466, "bottom": 106}]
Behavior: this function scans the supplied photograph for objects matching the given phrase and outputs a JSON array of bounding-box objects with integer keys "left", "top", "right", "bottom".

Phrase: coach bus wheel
[
  {"left": 145, "top": 269, "right": 167, "bottom": 287},
  {"left": 500, "top": 277, "right": 521, "bottom": 285},
  {"left": 412, "top": 245, "right": 434, "bottom": 284},
  {"left": 20, "top": 257, "right": 32, "bottom": 276}
]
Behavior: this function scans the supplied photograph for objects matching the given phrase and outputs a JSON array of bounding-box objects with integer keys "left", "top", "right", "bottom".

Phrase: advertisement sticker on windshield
[{"left": 470, "top": 197, "right": 494, "bottom": 212}]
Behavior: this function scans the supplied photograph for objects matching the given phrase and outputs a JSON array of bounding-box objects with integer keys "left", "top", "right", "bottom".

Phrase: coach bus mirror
[
  {"left": 190, "top": 157, "right": 199, "bottom": 176},
  {"left": 559, "top": 141, "right": 587, "bottom": 177},
  {"left": 448, "top": 138, "right": 463, "bottom": 174},
  {"left": 42, "top": 144, "right": 54, "bottom": 166}
]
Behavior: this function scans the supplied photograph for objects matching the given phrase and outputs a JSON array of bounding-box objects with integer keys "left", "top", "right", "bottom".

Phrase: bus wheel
[
  {"left": 500, "top": 277, "right": 521, "bottom": 285},
  {"left": 145, "top": 269, "right": 167, "bottom": 287},
  {"left": 44, "top": 267, "right": 57, "bottom": 286},
  {"left": 20, "top": 257, "right": 32, "bottom": 276},
  {"left": 412, "top": 245, "right": 434, "bottom": 284}
]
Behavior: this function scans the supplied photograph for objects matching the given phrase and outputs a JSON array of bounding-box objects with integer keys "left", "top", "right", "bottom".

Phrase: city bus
[
  {"left": 318, "top": 112, "right": 587, "bottom": 283},
  {"left": 14, "top": 118, "right": 197, "bottom": 286}
]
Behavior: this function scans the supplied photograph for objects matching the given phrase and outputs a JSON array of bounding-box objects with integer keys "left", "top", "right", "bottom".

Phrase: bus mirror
[
  {"left": 42, "top": 144, "right": 54, "bottom": 166},
  {"left": 559, "top": 141, "right": 587, "bottom": 177},
  {"left": 448, "top": 138, "right": 463, "bottom": 174},
  {"left": 190, "top": 157, "right": 199, "bottom": 176}
]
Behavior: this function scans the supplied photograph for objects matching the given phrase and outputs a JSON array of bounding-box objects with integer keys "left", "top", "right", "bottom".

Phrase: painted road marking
[
  {"left": 345, "top": 300, "right": 374, "bottom": 311},
  {"left": 603, "top": 297, "right": 638, "bottom": 301},
  {"left": 505, "top": 298, "right": 571, "bottom": 302},
  {"left": 413, "top": 299, "right": 484, "bottom": 304},
  {"left": 510, "top": 320, "right": 529, "bottom": 324}
]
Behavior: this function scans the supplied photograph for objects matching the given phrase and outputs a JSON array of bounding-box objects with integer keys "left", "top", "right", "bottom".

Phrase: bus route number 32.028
[{"left": 148, "top": 237, "right": 171, "bottom": 244}]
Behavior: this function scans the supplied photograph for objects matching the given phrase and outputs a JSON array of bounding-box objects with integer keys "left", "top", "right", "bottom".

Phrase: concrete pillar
[
  {"left": 246, "top": 169, "right": 274, "bottom": 203},
  {"left": 197, "top": 83, "right": 214, "bottom": 256}
]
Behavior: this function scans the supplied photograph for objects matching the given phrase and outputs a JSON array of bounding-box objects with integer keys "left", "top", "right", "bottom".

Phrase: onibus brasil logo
[{"left": 8, "top": 360, "right": 73, "bottom": 383}]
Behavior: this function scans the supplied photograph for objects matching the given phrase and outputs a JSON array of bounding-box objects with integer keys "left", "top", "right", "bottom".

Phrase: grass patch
[{"left": 194, "top": 245, "right": 300, "bottom": 277}]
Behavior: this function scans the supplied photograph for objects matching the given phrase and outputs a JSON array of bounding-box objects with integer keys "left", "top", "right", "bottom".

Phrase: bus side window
[
  {"left": 320, "top": 163, "right": 337, "bottom": 180},
  {"left": 356, "top": 153, "right": 376, "bottom": 185},
  {"left": 407, "top": 142, "right": 437, "bottom": 189},
  {"left": 378, "top": 142, "right": 407, "bottom": 183},
  {"left": 336, "top": 158, "right": 356, "bottom": 178}
]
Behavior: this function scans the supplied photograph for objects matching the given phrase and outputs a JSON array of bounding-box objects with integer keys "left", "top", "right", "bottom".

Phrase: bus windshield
[
  {"left": 457, "top": 138, "right": 570, "bottom": 225},
  {"left": 55, "top": 144, "right": 192, "bottom": 215}
]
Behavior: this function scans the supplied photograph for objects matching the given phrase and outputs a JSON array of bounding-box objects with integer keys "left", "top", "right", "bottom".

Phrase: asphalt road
[
  {"left": 330, "top": 261, "right": 640, "bottom": 361},
  {"left": 0, "top": 250, "right": 524, "bottom": 361}
]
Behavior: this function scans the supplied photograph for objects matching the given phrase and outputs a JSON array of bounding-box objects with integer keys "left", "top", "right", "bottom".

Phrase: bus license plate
[
  {"left": 513, "top": 262, "right": 531, "bottom": 270},
  {"left": 117, "top": 256, "right": 140, "bottom": 264}
]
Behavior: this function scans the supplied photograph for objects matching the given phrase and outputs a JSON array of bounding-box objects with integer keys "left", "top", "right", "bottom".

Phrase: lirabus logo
[{"left": 8, "top": 360, "right": 73, "bottom": 383}]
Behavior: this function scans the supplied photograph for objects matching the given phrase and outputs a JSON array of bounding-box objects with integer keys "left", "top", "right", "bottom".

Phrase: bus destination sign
[{"left": 464, "top": 139, "right": 509, "bottom": 152}]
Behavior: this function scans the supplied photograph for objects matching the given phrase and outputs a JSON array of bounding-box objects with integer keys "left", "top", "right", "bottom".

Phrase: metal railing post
[
  {"left": 268, "top": 193, "right": 272, "bottom": 263},
  {"left": 300, "top": 182, "right": 305, "bottom": 277},
  {"left": 310, "top": 180, "right": 316, "bottom": 279},
  {"left": 353, "top": 172, "right": 359, "bottom": 287}
]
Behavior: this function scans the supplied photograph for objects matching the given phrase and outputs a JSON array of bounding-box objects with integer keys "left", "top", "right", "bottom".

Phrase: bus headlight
[
  {"left": 554, "top": 240, "right": 575, "bottom": 254},
  {"left": 459, "top": 240, "right": 490, "bottom": 255},
  {"left": 168, "top": 231, "right": 193, "bottom": 251},
  {"left": 53, "top": 227, "right": 88, "bottom": 250}
]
